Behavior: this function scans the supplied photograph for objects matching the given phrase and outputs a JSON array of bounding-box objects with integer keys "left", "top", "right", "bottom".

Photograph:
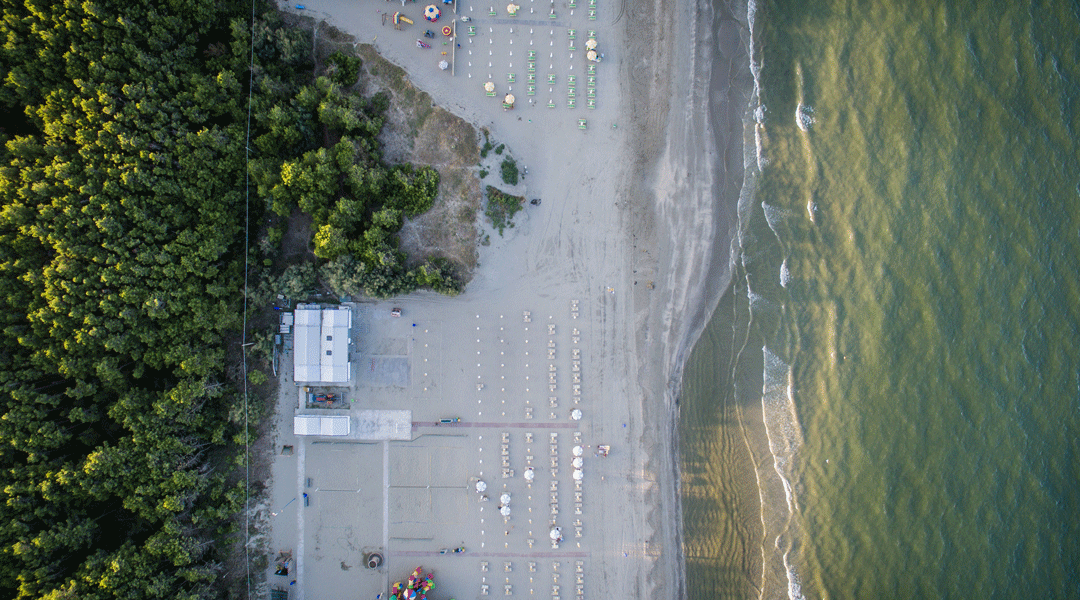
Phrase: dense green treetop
[
  {"left": 0, "top": 0, "right": 253, "bottom": 597},
  {"left": 0, "top": 0, "right": 462, "bottom": 597}
]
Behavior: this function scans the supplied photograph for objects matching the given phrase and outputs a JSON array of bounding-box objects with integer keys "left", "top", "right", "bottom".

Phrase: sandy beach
[{"left": 258, "top": 0, "right": 751, "bottom": 598}]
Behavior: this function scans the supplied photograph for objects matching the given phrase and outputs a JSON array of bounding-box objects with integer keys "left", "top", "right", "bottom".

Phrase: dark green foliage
[
  {"left": 479, "top": 169, "right": 489, "bottom": 179},
  {"left": 0, "top": 1, "right": 267, "bottom": 597},
  {"left": 484, "top": 186, "right": 525, "bottom": 235},
  {"left": 501, "top": 157, "right": 520, "bottom": 185},
  {"left": 494, "top": 143, "right": 505, "bottom": 155},
  {"left": 0, "top": 6, "right": 458, "bottom": 595},
  {"left": 390, "top": 164, "right": 441, "bottom": 217},
  {"left": 277, "top": 263, "right": 320, "bottom": 299},
  {"left": 326, "top": 51, "right": 363, "bottom": 87},
  {"left": 247, "top": 46, "right": 445, "bottom": 299},
  {"left": 413, "top": 258, "right": 465, "bottom": 296},
  {"left": 480, "top": 140, "right": 493, "bottom": 158}
]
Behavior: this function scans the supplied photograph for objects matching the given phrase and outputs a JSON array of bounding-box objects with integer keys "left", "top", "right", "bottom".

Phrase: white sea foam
[
  {"left": 755, "top": 125, "right": 770, "bottom": 170},
  {"left": 795, "top": 103, "right": 815, "bottom": 131},
  {"left": 744, "top": 5, "right": 811, "bottom": 597},
  {"left": 783, "top": 551, "right": 807, "bottom": 600},
  {"left": 761, "top": 201, "right": 790, "bottom": 235},
  {"left": 761, "top": 346, "right": 803, "bottom": 514},
  {"left": 748, "top": 290, "right": 772, "bottom": 310},
  {"left": 757, "top": 346, "right": 807, "bottom": 599}
]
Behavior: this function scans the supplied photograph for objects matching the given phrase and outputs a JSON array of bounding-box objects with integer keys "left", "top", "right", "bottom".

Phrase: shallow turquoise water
[{"left": 681, "top": 0, "right": 1080, "bottom": 597}]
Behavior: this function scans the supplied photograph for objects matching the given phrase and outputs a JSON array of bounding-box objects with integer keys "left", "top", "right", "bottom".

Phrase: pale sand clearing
[{"left": 258, "top": 0, "right": 751, "bottom": 598}]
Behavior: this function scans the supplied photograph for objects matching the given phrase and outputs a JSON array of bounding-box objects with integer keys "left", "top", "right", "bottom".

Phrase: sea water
[{"left": 680, "top": 0, "right": 1080, "bottom": 598}]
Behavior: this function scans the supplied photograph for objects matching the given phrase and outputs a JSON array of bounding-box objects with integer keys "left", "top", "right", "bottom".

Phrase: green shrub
[
  {"left": 479, "top": 169, "right": 489, "bottom": 179},
  {"left": 484, "top": 186, "right": 525, "bottom": 235},
  {"left": 326, "top": 51, "right": 363, "bottom": 86},
  {"left": 494, "top": 143, "right": 505, "bottom": 155},
  {"left": 500, "top": 157, "right": 519, "bottom": 186},
  {"left": 411, "top": 258, "right": 464, "bottom": 295}
]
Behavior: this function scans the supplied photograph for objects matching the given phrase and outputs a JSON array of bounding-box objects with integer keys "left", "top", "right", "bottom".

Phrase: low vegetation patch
[
  {"left": 500, "top": 157, "right": 519, "bottom": 185},
  {"left": 485, "top": 186, "right": 525, "bottom": 235}
]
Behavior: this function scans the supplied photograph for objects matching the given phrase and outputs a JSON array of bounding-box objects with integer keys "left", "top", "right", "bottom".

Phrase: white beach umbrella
[
  {"left": 476, "top": 481, "right": 487, "bottom": 492},
  {"left": 571, "top": 408, "right": 582, "bottom": 420},
  {"left": 504, "top": 93, "right": 515, "bottom": 105},
  {"left": 587, "top": 50, "right": 598, "bottom": 62},
  {"left": 572, "top": 457, "right": 583, "bottom": 468},
  {"left": 524, "top": 467, "right": 535, "bottom": 481},
  {"left": 507, "top": 3, "right": 519, "bottom": 14},
  {"left": 439, "top": 60, "right": 449, "bottom": 70},
  {"left": 549, "top": 527, "right": 561, "bottom": 540},
  {"left": 585, "top": 38, "right": 597, "bottom": 50},
  {"left": 500, "top": 505, "right": 511, "bottom": 516},
  {"left": 573, "top": 445, "right": 583, "bottom": 456},
  {"left": 573, "top": 469, "right": 583, "bottom": 480},
  {"left": 484, "top": 81, "right": 495, "bottom": 92},
  {"left": 500, "top": 492, "right": 512, "bottom": 505}
]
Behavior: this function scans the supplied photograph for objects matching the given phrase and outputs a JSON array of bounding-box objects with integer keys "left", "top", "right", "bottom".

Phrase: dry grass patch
[{"left": 356, "top": 44, "right": 482, "bottom": 274}]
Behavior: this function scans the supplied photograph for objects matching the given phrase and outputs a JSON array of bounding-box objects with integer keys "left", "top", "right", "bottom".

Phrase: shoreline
[{"left": 621, "top": 0, "right": 753, "bottom": 597}]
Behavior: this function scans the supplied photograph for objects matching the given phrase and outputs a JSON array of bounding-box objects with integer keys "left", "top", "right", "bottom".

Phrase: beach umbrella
[
  {"left": 507, "top": 3, "right": 519, "bottom": 14},
  {"left": 571, "top": 408, "right": 582, "bottom": 420},
  {"left": 549, "top": 527, "right": 561, "bottom": 540},
  {"left": 442, "top": 25, "right": 452, "bottom": 36},
  {"left": 439, "top": 60, "right": 449, "bottom": 70},
  {"left": 500, "top": 504, "right": 511, "bottom": 516},
  {"left": 504, "top": 93, "right": 515, "bottom": 105},
  {"left": 500, "top": 492, "right": 511, "bottom": 504},
  {"left": 587, "top": 50, "right": 598, "bottom": 62},
  {"left": 585, "top": 38, "right": 597, "bottom": 50},
  {"left": 572, "top": 456, "right": 583, "bottom": 468},
  {"left": 524, "top": 467, "right": 535, "bottom": 481},
  {"left": 424, "top": 5, "right": 440, "bottom": 21},
  {"left": 573, "top": 445, "right": 583, "bottom": 456},
  {"left": 573, "top": 469, "right": 583, "bottom": 480},
  {"left": 476, "top": 480, "right": 487, "bottom": 492},
  {"left": 484, "top": 81, "right": 495, "bottom": 93}
]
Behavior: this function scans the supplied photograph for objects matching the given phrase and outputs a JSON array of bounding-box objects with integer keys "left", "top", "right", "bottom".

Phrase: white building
[
  {"left": 293, "top": 415, "right": 351, "bottom": 436},
  {"left": 293, "top": 305, "right": 352, "bottom": 383}
]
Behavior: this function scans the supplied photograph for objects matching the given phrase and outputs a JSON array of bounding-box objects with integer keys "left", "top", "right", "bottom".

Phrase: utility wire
[{"left": 242, "top": 0, "right": 257, "bottom": 597}]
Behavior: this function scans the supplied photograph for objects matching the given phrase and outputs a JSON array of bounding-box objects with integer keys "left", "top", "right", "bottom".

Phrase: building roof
[
  {"left": 293, "top": 305, "right": 351, "bottom": 383},
  {"left": 293, "top": 415, "right": 351, "bottom": 436}
]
